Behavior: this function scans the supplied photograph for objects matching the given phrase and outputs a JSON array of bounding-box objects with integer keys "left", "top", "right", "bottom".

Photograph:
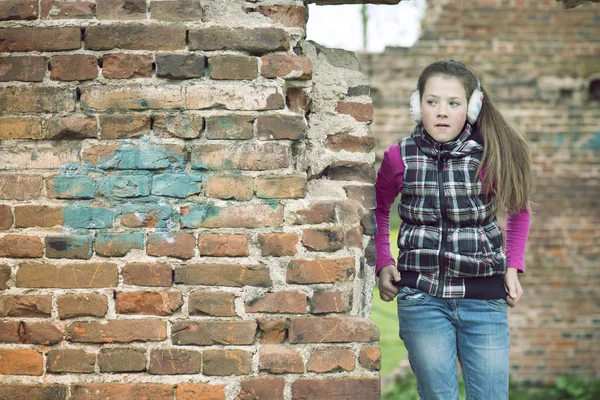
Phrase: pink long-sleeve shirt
[{"left": 375, "top": 143, "right": 531, "bottom": 277}]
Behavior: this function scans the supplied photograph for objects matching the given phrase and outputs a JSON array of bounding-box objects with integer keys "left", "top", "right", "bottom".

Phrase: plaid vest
[{"left": 397, "top": 124, "right": 507, "bottom": 288}]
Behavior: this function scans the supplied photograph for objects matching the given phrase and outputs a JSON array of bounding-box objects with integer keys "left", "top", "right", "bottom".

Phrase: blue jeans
[{"left": 397, "top": 286, "right": 510, "bottom": 400}]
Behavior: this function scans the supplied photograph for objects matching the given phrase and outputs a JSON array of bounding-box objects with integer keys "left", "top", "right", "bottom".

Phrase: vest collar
[{"left": 411, "top": 122, "right": 483, "bottom": 158}]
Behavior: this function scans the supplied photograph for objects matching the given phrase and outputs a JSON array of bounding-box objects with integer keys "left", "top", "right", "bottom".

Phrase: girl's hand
[
  {"left": 378, "top": 265, "right": 401, "bottom": 302},
  {"left": 504, "top": 267, "right": 523, "bottom": 308}
]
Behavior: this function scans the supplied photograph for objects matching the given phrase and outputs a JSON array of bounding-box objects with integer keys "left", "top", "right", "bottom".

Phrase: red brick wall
[
  {"left": 357, "top": 0, "right": 600, "bottom": 384},
  {"left": 0, "top": 1, "right": 381, "bottom": 398}
]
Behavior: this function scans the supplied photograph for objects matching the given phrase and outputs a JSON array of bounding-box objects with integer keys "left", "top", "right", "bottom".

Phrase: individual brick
[
  {"left": 325, "top": 161, "right": 376, "bottom": 183},
  {"left": 258, "top": 233, "right": 298, "bottom": 256},
  {"left": 344, "top": 185, "right": 376, "bottom": 209},
  {"left": 41, "top": 0, "right": 95, "bottom": 19},
  {"left": 0, "top": 295, "right": 52, "bottom": 317},
  {"left": 189, "top": 27, "right": 289, "bottom": 52},
  {"left": 120, "top": 204, "right": 172, "bottom": 228},
  {"left": 289, "top": 316, "right": 379, "bottom": 344},
  {"left": 122, "top": 263, "right": 172, "bottom": 287},
  {"left": 191, "top": 142, "right": 288, "bottom": 170},
  {"left": 244, "top": 5, "right": 305, "bottom": 28},
  {"left": 96, "top": 0, "right": 146, "bottom": 20},
  {"left": 50, "top": 55, "right": 98, "bottom": 81},
  {"left": 325, "top": 132, "right": 376, "bottom": 153},
  {"left": 84, "top": 25, "right": 186, "bottom": 51},
  {"left": 0, "top": 56, "right": 46, "bottom": 82},
  {"left": 94, "top": 233, "right": 144, "bottom": 257},
  {"left": 0, "top": 205, "right": 12, "bottom": 230},
  {"left": 335, "top": 101, "right": 374, "bottom": 123},
  {"left": 63, "top": 205, "right": 114, "bottom": 229},
  {"left": 344, "top": 226, "right": 363, "bottom": 249},
  {"left": 208, "top": 55, "right": 258, "bottom": 80},
  {"left": 180, "top": 203, "right": 283, "bottom": 229},
  {"left": 175, "top": 264, "right": 271, "bottom": 287},
  {"left": 156, "top": 54, "right": 205, "bottom": 79},
  {"left": 302, "top": 228, "right": 344, "bottom": 252},
  {"left": 245, "top": 291, "right": 307, "bottom": 314},
  {"left": 151, "top": 173, "right": 202, "bottom": 198},
  {"left": 172, "top": 321, "right": 256, "bottom": 346},
  {"left": 0, "top": 1, "right": 38, "bottom": 20},
  {"left": 98, "top": 348, "right": 147, "bottom": 372},
  {"left": 205, "top": 174, "right": 254, "bottom": 201},
  {"left": 66, "top": 320, "right": 167, "bottom": 343},
  {"left": 189, "top": 292, "right": 236, "bottom": 317},
  {"left": 0, "top": 385, "right": 67, "bottom": 399},
  {"left": 286, "top": 258, "right": 355, "bottom": 284},
  {"left": 57, "top": 293, "right": 108, "bottom": 319},
  {"left": 0, "top": 27, "right": 81, "bottom": 52},
  {"left": 256, "top": 114, "right": 306, "bottom": 140},
  {"left": 204, "top": 115, "right": 254, "bottom": 140},
  {"left": 70, "top": 384, "right": 173, "bottom": 399},
  {"left": 152, "top": 113, "right": 204, "bottom": 139},
  {"left": 176, "top": 383, "right": 226, "bottom": 400},
  {"left": 82, "top": 144, "right": 185, "bottom": 169},
  {"left": 0, "top": 349, "right": 43, "bottom": 375},
  {"left": 311, "top": 290, "right": 349, "bottom": 314},
  {"left": 149, "top": 349, "right": 201, "bottom": 375},
  {"left": 291, "top": 378, "right": 380, "bottom": 399},
  {"left": 51, "top": 176, "right": 95, "bottom": 199},
  {"left": 0, "top": 147, "right": 79, "bottom": 170},
  {"left": 257, "top": 318, "right": 287, "bottom": 344},
  {"left": 0, "top": 175, "right": 43, "bottom": 200},
  {"left": 261, "top": 55, "right": 312, "bottom": 80},
  {"left": 0, "top": 235, "right": 43, "bottom": 258},
  {"left": 115, "top": 291, "right": 183, "bottom": 316},
  {"left": 80, "top": 85, "right": 184, "bottom": 111},
  {"left": 147, "top": 232, "right": 195, "bottom": 259},
  {"left": 307, "top": 348, "right": 355, "bottom": 373},
  {"left": 286, "top": 87, "right": 310, "bottom": 114},
  {"left": 239, "top": 377, "right": 285, "bottom": 399},
  {"left": 259, "top": 346, "right": 304, "bottom": 374},
  {"left": 256, "top": 175, "right": 307, "bottom": 199},
  {"left": 186, "top": 84, "right": 284, "bottom": 111},
  {"left": 198, "top": 234, "right": 249, "bottom": 257},
  {"left": 0, "top": 117, "right": 43, "bottom": 139},
  {"left": 0, "top": 264, "right": 10, "bottom": 290},
  {"left": 359, "top": 346, "right": 381, "bottom": 371},
  {"left": 151, "top": 0, "right": 204, "bottom": 21},
  {"left": 102, "top": 53, "right": 153, "bottom": 79},
  {"left": 99, "top": 114, "right": 151, "bottom": 139},
  {"left": 17, "top": 263, "right": 118, "bottom": 288},
  {"left": 97, "top": 175, "right": 151, "bottom": 198},
  {"left": 0, "top": 321, "right": 62, "bottom": 344},
  {"left": 45, "top": 117, "right": 98, "bottom": 139},
  {"left": 0, "top": 86, "right": 76, "bottom": 112},
  {"left": 47, "top": 349, "right": 95, "bottom": 373},
  {"left": 45, "top": 235, "right": 93, "bottom": 259},
  {"left": 202, "top": 349, "right": 252, "bottom": 376}
]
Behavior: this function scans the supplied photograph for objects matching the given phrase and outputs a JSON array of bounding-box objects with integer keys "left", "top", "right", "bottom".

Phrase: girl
[{"left": 374, "top": 60, "right": 532, "bottom": 400}]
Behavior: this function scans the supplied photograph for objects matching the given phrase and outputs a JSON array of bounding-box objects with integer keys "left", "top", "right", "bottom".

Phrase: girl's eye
[
  {"left": 426, "top": 100, "right": 436, "bottom": 105},
  {"left": 450, "top": 101, "right": 460, "bottom": 107}
]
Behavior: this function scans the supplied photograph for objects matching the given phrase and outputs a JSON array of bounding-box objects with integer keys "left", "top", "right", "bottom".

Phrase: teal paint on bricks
[
  {"left": 152, "top": 174, "right": 203, "bottom": 198},
  {"left": 119, "top": 203, "right": 174, "bottom": 229},
  {"left": 263, "top": 198, "right": 280, "bottom": 210},
  {"left": 95, "top": 232, "right": 144, "bottom": 250},
  {"left": 180, "top": 203, "right": 222, "bottom": 228},
  {"left": 90, "top": 144, "right": 185, "bottom": 170},
  {"left": 46, "top": 235, "right": 93, "bottom": 259},
  {"left": 98, "top": 175, "right": 151, "bottom": 198},
  {"left": 54, "top": 176, "right": 96, "bottom": 199},
  {"left": 586, "top": 131, "right": 600, "bottom": 151},
  {"left": 63, "top": 205, "right": 114, "bottom": 229}
]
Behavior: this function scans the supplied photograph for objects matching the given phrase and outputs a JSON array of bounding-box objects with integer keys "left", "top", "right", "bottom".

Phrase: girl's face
[{"left": 421, "top": 75, "right": 468, "bottom": 143}]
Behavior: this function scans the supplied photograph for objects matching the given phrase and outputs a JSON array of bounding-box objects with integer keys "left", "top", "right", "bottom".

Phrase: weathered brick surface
[
  {"left": 0, "top": 175, "right": 43, "bottom": 200},
  {"left": 325, "top": 132, "right": 376, "bottom": 153},
  {"left": 153, "top": 113, "right": 204, "bottom": 139},
  {"left": 180, "top": 203, "right": 283, "bottom": 229},
  {"left": 46, "top": 117, "right": 98, "bottom": 139},
  {"left": 208, "top": 55, "right": 258, "bottom": 80},
  {"left": 149, "top": 349, "right": 201, "bottom": 375},
  {"left": 99, "top": 114, "right": 151, "bottom": 139},
  {"left": 311, "top": 289, "right": 349, "bottom": 314},
  {"left": 41, "top": 0, "right": 95, "bottom": 19},
  {"left": 66, "top": 320, "right": 167, "bottom": 343},
  {"left": 189, "top": 291, "right": 236, "bottom": 317},
  {"left": 102, "top": 53, "right": 153, "bottom": 79},
  {"left": 198, "top": 234, "right": 249, "bottom": 257},
  {"left": 191, "top": 143, "right": 288, "bottom": 170},
  {"left": 259, "top": 346, "right": 304, "bottom": 374},
  {"left": 0, "top": 86, "right": 76, "bottom": 112},
  {"left": 122, "top": 263, "right": 173, "bottom": 287},
  {"left": 359, "top": 346, "right": 381, "bottom": 371},
  {"left": 96, "top": 0, "right": 146, "bottom": 20},
  {"left": 50, "top": 55, "right": 98, "bottom": 81},
  {"left": 0, "top": 0, "right": 38, "bottom": 20},
  {"left": 189, "top": 28, "right": 290, "bottom": 52},
  {"left": 0, "top": 321, "right": 63, "bottom": 344},
  {"left": 0, "top": 295, "right": 52, "bottom": 317},
  {"left": 95, "top": 233, "right": 144, "bottom": 257},
  {"left": 293, "top": 201, "right": 337, "bottom": 224},
  {"left": 175, "top": 263, "right": 271, "bottom": 287},
  {"left": 238, "top": 377, "right": 285, "bottom": 400},
  {"left": 289, "top": 317, "right": 379, "bottom": 344},
  {"left": 0, "top": 235, "right": 43, "bottom": 258},
  {"left": 47, "top": 349, "right": 95, "bottom": 373},
  {"left": 45, "top": 235, "right": 93, "bottom": 259},
  {"left": 205, "top": 174, "right": 254, "bottom": 201},
  {"left": 261, "top": 55, "right": 312, "bottom": 80},
  {"left": 71, "top": 384, "right": 173, "bottom": 400},
  {"left": 57, "top": 293, "right": 108, "bottom": 319},
  {"left": 203, "top": 349, "right": 252, "bottom": 376},
  {"left": 0, "top": 349, "right": 43, "bottom": 375},
  {"left": 147, "top": 232, "right": 196, "bottom": 259},
  {"left": 0, "top": 264, "right": 10, "bottom": 290},
  {"left": 0, "top": 384, "right": 67, "bottom": 399},
  {"left": 156, "top": 54, "right": 205, "bottom": 79},
  {"left": 0, "top": 205, "right": 12, "bottom": 230},
  {"left": 256, "top": 114, "right": 307, "bottom": 140},
  {"left": 81, "top": 85, "right": 184, "bottom": 111},
  {"left": 0, "top": 56, "right": 46, "bottom": 82},
  {"left": 244, "top": 5, "right": 306, "bottom": 28},
  {"left": 291, "top": 377, "right": 380, "bottom": 399},
  {"left": 287, "top": 258, "right": 355, "bottom": 284},
  {"left": 116, "top": 291, "right": 183, "bottom": 316},
  {"left": 151, "top": 1, "right": 204, "bottom": 21},
  {"left": 205, "top": 115, "right": 254, "bottom": 140},
  {"left": 257, "top": 318, "right": 287, "bottom": 344},
  {"left": 17, "top": 263, "right": 118, "bottom": 288},
  {"left": 186, "top": 84, "right": 285, "bottom": 111},
  {"left": 245, "top": 291, "right": 307, "bottom": 314},
  {"left": 302, "top": 228, "right": 344, "bottom": 252},
  {"left": 258, "top": 233, "right": 298, "bottom": 256},
  {"left": 98, "top": 348, "right": 147, "bottom": 372},
  {"left": 85, "top": 25, "right": 186, "bottom": 51},
  {"left": 0, "top": 116, "right": 43, "bottom": 139},
  {"left": 172, "top": 321, "right": 257, "bottom": 346},
  {"left": 335, "top": 101, "right": 374, "bottom": 123},
  {"left": 256, "top": 175, "right": 307, "bottom": 199},
  {"left": 307, "top": 348, "right": 355, "bottom": 372},
  {"left": 0, "top": 27, "right": 80, "bottom": 52}
]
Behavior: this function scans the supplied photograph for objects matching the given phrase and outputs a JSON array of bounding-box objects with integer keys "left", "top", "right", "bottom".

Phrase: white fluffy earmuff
[{"left": 409, "top": 79, "right": 484, "bottom": 124}]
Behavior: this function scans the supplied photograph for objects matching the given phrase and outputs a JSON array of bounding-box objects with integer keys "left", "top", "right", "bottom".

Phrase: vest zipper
[{"left": 436, "top": 154, "right": 447, "bottom": 297}]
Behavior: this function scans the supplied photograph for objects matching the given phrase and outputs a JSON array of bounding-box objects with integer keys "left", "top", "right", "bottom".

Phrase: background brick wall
[
  {"left": 356, "top": 0, "right": 600, "bottom": 384},
  {"left": 0, "top": 1, "right": 381, "bottom": 398}
]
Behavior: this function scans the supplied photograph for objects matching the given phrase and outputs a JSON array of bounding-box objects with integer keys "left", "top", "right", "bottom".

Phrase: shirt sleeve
[
  {"left": 505, "top": 206, "right": 531, "bottom": 273},
  {"left": 374, "top": 143, "right": 404, "bottom": 276}
]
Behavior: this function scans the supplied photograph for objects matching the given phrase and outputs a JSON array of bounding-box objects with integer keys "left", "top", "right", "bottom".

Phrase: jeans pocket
[
  {"left": 397, "top": 286, "right": 430, "bottom": 307},
  {"left": 484, "top": 298, "right": 507, "bottom": 312}
]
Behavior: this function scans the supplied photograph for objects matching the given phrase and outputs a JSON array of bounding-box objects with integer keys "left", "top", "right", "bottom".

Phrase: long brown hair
[{"left": 417, "top": 60, "right": 532, "bottom": 213}]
